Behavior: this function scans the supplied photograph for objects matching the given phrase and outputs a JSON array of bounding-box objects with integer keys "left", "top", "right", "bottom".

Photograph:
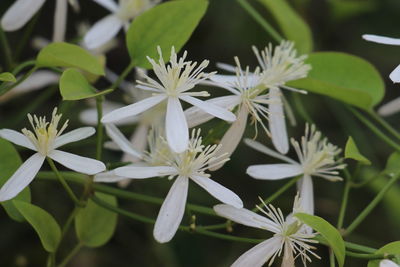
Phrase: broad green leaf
[
  {"left": 257, "top": 0, "right": 313, "bottom": 53},
  {"left": 60, "top": 68, "right": 113, "bottom": 100},
  {"left": 0, "top": 138, "right": 31, "bottom": 222},
  {"left": 0, "top": 72, "right": 16, "bottom": 82},
  {"left": 295, "top": 213, "right": 345, "bottom": 267},
  {"left": 75, "top": 193, "right": 117, "bottom": 247},
  {"left": 14, "top": 201, "right": 61, "bottom": 252},
  {"left": 36, "top": 42, "right": 104, "bottom": 75},
  {"left": 345, "top": 136, "right": 371, "bottom": 165},
  {"left": 126, "top": 0, "right": 208, "bottom": 68},
  {"left": 288, "top": 52, "right": 385, "bottom": 110},
  {"left": 367, "top": 241, "right": 400, "bottom": 267}
]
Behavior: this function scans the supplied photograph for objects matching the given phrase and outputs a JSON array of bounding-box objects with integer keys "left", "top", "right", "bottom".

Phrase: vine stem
[
  {"left": 337, "top": 169, "right": 352, "bottom": 230},
  {"left": 0, "top": 66, "right": 39, "bottom": 96},
  {"left": 0, "top": 27, "right": 13, "bottom": 70},
  {"left": 57, "top": 242, "right": 83, "bottom": 267},
  {"left": 110, "top": 62, "right": 135, "bottom": 90},
  {"left": 368, "top": 109, "right": 400, "bottom": 141},
  {"left": 95, "top": 96, "right": 104, "bottom": 160}
]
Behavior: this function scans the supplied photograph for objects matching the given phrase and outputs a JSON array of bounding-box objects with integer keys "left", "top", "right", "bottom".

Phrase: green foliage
[
  {"left": 257, "top": 0, "right": 313, "bottom": 53},
  {"left": 368, "top": 241, "right": 400, "bottom": 267},
  {"left": 0, "top": 72, "right": 16, "bottom": 82},
  {"left": 75, "top": 193, "right": 118, "bottom": 247},
  {"left": 126, "top": 0, "right": 208, "bottom": 69},
  {"left": 14, "top": 201, "right": 61, "bottom": 252},
  {"left": 288, "top": 52, "right": 385, "bottom": 110},
  {"left": 345, "top": 136, "right": 371, "bottom": 165},
  {"left": 59, "top": 68, "right": 113, "bottom": 100},
  {"left": 36, "top": 42, "right": 104, "bottom": 75},
  {"left": 0, "top": 139, "right": 31, "bottom": 222},
  {"left": 295, "top": 213, "right": 345, "bottom": 267},
  {"left": 329, "top": 0, "right": 375, "bottom": 22}
]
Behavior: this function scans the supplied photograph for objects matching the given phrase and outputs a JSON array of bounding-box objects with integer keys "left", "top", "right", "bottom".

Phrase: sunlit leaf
[
  {"left": 367, "top": 241, "right": 400, "bottom": 267},
  {"left": 0, "top": 72, "right": 16, "bottom": 82},
  {"left": 345, "top": 136, "right": 371, "bottom": 165}
]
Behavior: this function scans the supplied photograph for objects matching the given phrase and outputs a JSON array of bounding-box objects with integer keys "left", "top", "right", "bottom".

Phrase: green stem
[
  {"left": 0, "top": 66, "right": 39, "bottom": 96},
  {"left": 12, "top": 60, "right": 36, "bottom": 75},
  {"left": 368, "top": 109, "right": 400, "bottom": 141},
  {"left": 329, "top": 250, "right": 336, "bottom": 267},
  {"left": 337, "top": 169, "right": 352, "bottom": 229},
  {"left": 110, "top": 62, "right": 135, "bottom": 90},
  {"left": 95, "top": 96, "right": 104, "bottom": 160},
  {"left": 345, "top": 251, "right": 395, "bottom": 260},
  {"left": 236, "top": 0, "right": 283, "bottom": 43},
  {"left": 344, "top": 241, "right": 377, "bottom": 254},
  {"left": 345, "top": 173, "right": 400, "bottom": 236},
  {"left": 57, "top": 242, "right": 83, "bottom": 267},
  {"left": 0, "top": 27, "right": 13, "bottom": 70}
]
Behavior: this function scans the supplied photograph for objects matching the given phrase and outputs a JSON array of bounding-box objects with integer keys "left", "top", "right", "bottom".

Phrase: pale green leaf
[
  {"left": 345, "top": 136, "right": 371, "bottom": 165},
  {"left": 126, "top": 0, "right": 208, "bottom": 69},
  {"left": 368, "top": 241, "right": 400, "bottom": 267},
  {"left": 0, "top": 72, "right": 16, "bottom": 82}
]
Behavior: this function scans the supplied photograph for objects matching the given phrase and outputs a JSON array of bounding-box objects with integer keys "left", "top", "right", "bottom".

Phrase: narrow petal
[
  {"left": 122, "top": 123, "right": 149, "bottom": 162},
  {"left": 94, "top": 170, "right": 128, "bottom": 183},
  {"left": 84, "top": 15, "right": 123, "bottom": 50},
  {"left": 101, "top": 95, "right": 166, "bottom": 124},
  {"left": 115, "top": 166, "right": 177, "bottom": 179},
  {"left": 298, "top": 174, "right": 314, "bottom": 215},
  {"left": 191, "top": 175, "right": 243, "bottom": 208},
  {"left": 105, "top": 124, "right": 142, "bottom": 158},
  {"left": 153, "top": 176, "right": 189, "bottom": 243},
  {"left": 52, "top": 0, "right": 68, "bottom": 42},
  {"left": 246, "top": 163, "right": 303, "bottom": 180},
  {"left": 166, "top": 97, "right": 189, "bottom": 153},
  {"left": 93, "top": 0, "right": 119, "bottom": 12},
  {"left": 1, "top": 0, "right": 45, "bottom": 31},
  {"left": 269, "top": 87, "right": 289, "bottom": 154},
  {"left": 209, "top": 74, "right": 238, "bottom": 84},
  {"left": 0, "top": 129, "right": 36, "bottom": 151},
  {"left": 231, "top": 236, "right": 282, "bottom": 267},
  {"left": 180, "top": 95, "right": 236, "bottom": 122},
  {"left": 362, "top": 34, "right": 400, "bottom": 45},
  {"left": 213, "top": 204, "right": 279, "bottom": 232},
  {"left": 11, "top": 70, "right": 59, "bottom": 95},
  {"left": 380, "top": 260, "right": 400, "bottom": 267},
  {"left": 378, "top": 97, "right": 400, "bottom": 116},
  {"left": 216, "top": 62, "right": 236, "bottom": 73},
  {"left": 0, "top": 153, "right": 45, "bottom": 201},
  {"left": 244, "top": 139, "right": 298, "bottom": 164},
  {"left": 53, "top": 127, "right": 95, "bottom": 149},
  {"left": 48, "top": 150, "right": 106, "bottom": 175},
  {"left": 389, "top": 64, "right": 400, "bottom": 83}
]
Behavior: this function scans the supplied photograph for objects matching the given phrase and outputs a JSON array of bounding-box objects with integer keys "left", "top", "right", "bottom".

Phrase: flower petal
[
  {"left": 53, "top": 0, "right": 68, "bottom": 42},
  {"left": 244, "top": 139, "right": 297, "bottom": 164},
  {"left": 11, "top": 70, "right": 59, "bottom": 95},
  {"left": 101, "top": 95, "right": 166, "bottom": 124},
  {"left": 115, "top": 166, "right": 177, "bottom": 179},
  {"left": 378, "top": 97, "right": 400, "bottom": 116},
  {"left": 53, "top": 127, "right": 95, "bottom": 149},
  {"left": 166, "top": 97, "right": 189, "bottom": 153},
  {"left": 94, "top": 170, "right": 128, "bottom": 183},
  {"left": 216, "top": 62, "right": 236, "bottom": 73},
  {"left": 246, "top": 163, "right": 303, "bottom": 180},
  {"left": 298, "top": 174, "right": 314, "bottom": 215},
  {"left": 213, "top": 204, "right": 279, "bottom": 232},
  {"left": 362, "top": 34, "right": 400, "bottom": 45},
  {"left": 84, "top": 15, "right": 123, "bottom": 50},
  {"left": 1, "top": 0, "right": 45, "bottom": 31},
  {"left": 0, "top": 153, "right": 45, "bottom": 201},
  {"left": 0, "top": 129, "right": 36, "bottom": 151},
  {"left": 380, "top": 260, "right": 400, "bottom": 267},
  {"left": 389, "top": 64, "right": 400, "bottom": 83},
  {"left": 93, "top": 0, "right": 119, "bottom": 12},
  {"left": 269, "top": 87, "right": 289, "bottom": 154},
  {"left": 48, "top": 150, "right": 106, "bottom": 175},
  {"left": 153, "top": 176, "right": 189, "bottom": 243},
  {"left": 122, "top": 123, "right": 149, "bottom": 162},
  {"left": 231, "top": 236, "right": 282, "bottom": 267},
  {"left": 191, "top": 175, "right": 243, "bottom": 208},
  {"left": 105, "top": 124, "right": 142, "bottom": 158}
]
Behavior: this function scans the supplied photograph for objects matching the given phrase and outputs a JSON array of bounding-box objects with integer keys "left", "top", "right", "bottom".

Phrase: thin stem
[
  {"left": 12, "top": 60, "right": 36, "bottom": 75},
  {"left": 236, "top": 0, "right": 283, "bottom": 43},
  {"left": 344, "top": 241, "right": 377, "bottom": 254},
  {"left": 329, "top": 250, "right": 336, "bottom": 267},
  {"left": 110, "top": 62, "right": 135, "bottom": 90},
  {"left": 368, "top": 109, "right": 400, "bottom": 141},
  {"left": 0, "top": 66, "right": 39, "bottom": 96},
  {"left": 95, "top": 96, "right": 104, "bottom": 160},
  {"left": 57, "top": 242, "right": 83, "bottom": 267},
  {"left": 337, "top": 169, "right": 352, "bottom": 229},
  {"left": 0, "top": 27, "right": 13, "bottom": 70},
  {"left": 345, "top": 251, "right": 396, "bottom": 260}
]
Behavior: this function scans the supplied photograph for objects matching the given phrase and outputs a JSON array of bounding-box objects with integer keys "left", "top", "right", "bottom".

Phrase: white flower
[
  {"left": 246, "top": 124, "right": 345, "bottom": 215},
  {"left": 101, "top": 47, "right": 236, "bottom": 153},
  {"left": 97, "top": 129, "right": 243, "bottom": 243},
  {"left": 214, "top": 196, "right": 319, "bottom": 267},
  {"left": 0, "top": 108, "right": 106, "bottom": 202},
  {"left": 381, "top": 260, "right": 400, "bottom": 267},
  {"left": 84, "top": 0, "right": 160, "bottom": 49}
]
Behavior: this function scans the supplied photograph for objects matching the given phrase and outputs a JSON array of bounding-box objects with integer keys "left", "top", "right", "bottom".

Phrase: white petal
[
  {"left": 1, "top": 0, "right": 45, "bottom": 31},
  {"left": 48, "top": 150, "right": 106, "bottom": 175},
  {"left": 0, "top": 153, "right": 45, "bottom": 201},
  {"left": 380, "top": 260, "right": 400, "bottom": 267},
  {"left": 102, "top": 95, "right": 166, "bottom": 124},
  {"left": 298, "top": 174, "right": 314, "bottom": 215},
  {"left": 246, "top": 163, "right": 303, "bottom": 180},
  {"left": 244, "top": 139, "right": 297, "bottom": 164},
  {"left": 53, "top": 127, "right": 95, "bottom": 149},
  {"left": 216, "top": 62, "right": 236, "bottom": 73},
  {"left": 362, "top": 34, "right": 400, "bottom": 45},
  {"left": 389, "top": 64, "right": 400, "bottom": 83},
  {"left": 52, "top": 0, "right": 68, "bottom": 42},
  {"left": 122, "top": 123, "right": 149, "bottom": 162},
  {"left": 12, "top": 71, "right": 59, "bottom": 94},
  {"left": 378, "top": 97, "right": 400, "bottom": 116},
  {"left": 180, "top": 95, "right": 236, "bottom": 122},
  {"left": 209, "top": 74, "right": 238, "bottom": 84},
  {"left": 154, "top": 176, "right": 189, "bottom": 243},
  {"left": 269, "top": 87, "right": 289, "bottom": 154},
  {"left": 115, "top": 166, "right": 177, "bottom": 178},
  {"left": 213, "top": 204, "right": 279, "bottom": 232},
  {"left": 94, "top": 170, "right": 128, "bottom": 183},
  {"left": 231, "top": 236, "right": 282, "bottom": 267},
  {"left": 105, "top": 124, "right": 142, "bottom": 158},
  {"left": 191, "top": 175, "right": 243, "bottom": 208},
  {"left": 0, "top": 129, "right": 36, "bottom": 151},
  {"left": 84, "top": 15, "right": 123, "bottom": 50},
  {"left": 93, "top": 0, "right": 119, "bottom": 12},
  {"left": 166, "top": 97, "right": 189, "bottom": 153}
]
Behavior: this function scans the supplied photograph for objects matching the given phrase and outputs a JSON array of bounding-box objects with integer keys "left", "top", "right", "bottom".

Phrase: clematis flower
[
  {"left": 97, "top": 129, "right": 243, "bottom": 243},
  {"left": 214, "top": 195, "right": 319, "bottom": 267},
  {"left": 0, "top": 108, "right": 106, "bottom": 202},
  {"left": 84, "top": 0, "right": 160, "bottom": 49},
  {"left": 246, "top": 124, "right": 345, "bottom": 215},
  {"left": 101, "top": 47, "right": 236, "bottom": 153},
  {"left": 381, "top": 260, "right": 400, "bottom": 267}
]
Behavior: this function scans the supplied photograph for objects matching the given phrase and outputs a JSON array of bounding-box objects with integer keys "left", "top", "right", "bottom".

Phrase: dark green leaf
[{"left": 345, "top": 136, "right": 371, "bottom": 165}]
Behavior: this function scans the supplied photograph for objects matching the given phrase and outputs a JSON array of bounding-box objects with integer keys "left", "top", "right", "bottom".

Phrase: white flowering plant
[{"left": 0, "top": 0, "right": 400, "bottom": 266}]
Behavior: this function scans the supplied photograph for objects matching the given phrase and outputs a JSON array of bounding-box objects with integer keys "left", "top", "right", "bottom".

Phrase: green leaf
[
  {"left": 36, "top": 42, "right": 104, "bottom": 75},
  {"left": 288, "top": 52, "right": 385, "bottom": 110},
  {"left": 75, "top": 193, "right": 117, "bottom": 247},
  {"left": 367, "top": 241, "right": 400, "bottom": 267},
  {"left": 126, "top": 0, "right": 208, "bottom": 68},
  {"left": 384, "top": 151, "right": 400, "bottom": 175},
  {"left": 345, "top": 136, "right": 371, "bottom": 165},
  {"left": 14, "top": 200, "right": 61, "bottom": 252},
  {"left": 329, "top": 0, "right": 375, "bottom": 22},
  {"left": 0, "top": 72, "right": 16, "bottom": 82},
  {"left": 257, "top": 0, "right": 313, "bottom": 53},
  {"left": 295, "top": 213, "right": 345, "bottom": 267},
  {"left": 59, "top": 68, "right": 113, "bottom": 100},
  {"left": 0, "top": 138, "right": 31, "bottom": 222}
]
